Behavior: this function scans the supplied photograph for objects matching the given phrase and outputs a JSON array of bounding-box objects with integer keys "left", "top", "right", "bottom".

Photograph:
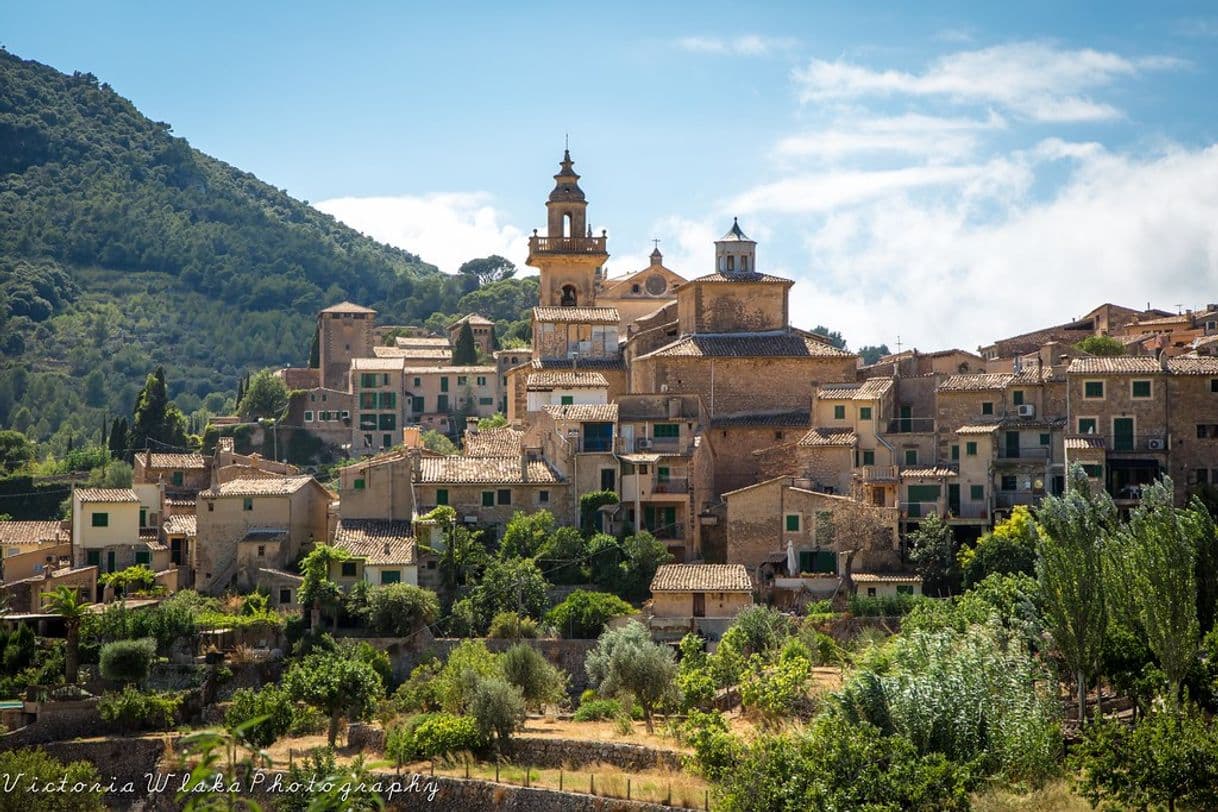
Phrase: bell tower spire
[{"left": 527, "top": 147, "right": 610, "bottom": 308}]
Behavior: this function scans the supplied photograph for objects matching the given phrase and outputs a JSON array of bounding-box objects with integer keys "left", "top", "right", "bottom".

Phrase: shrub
[
  {"left": 413, "top": 712, "right": 483, "bottom": 758},
  {"left": 501, "top": 643, "right": 566, "bottom": 712},
  {"left": 289, "top": 704, "right": 328, "bottom": 736},
  {"left": 366, "top": 583, "right": 440, "bottom": 636},
  {"left": 385, "top": 714, "right": 430, "bottom": 765},
  {"left": 98, "top": 686, "right": 180, "bottom": 732},
  {"left": 573, "top": 697, "right": 624, "bottom": 722},
  {"left": 392, "top": 659, "right": 443, "bottom": 715},
  {"left": 545, "top": 590, "right": 635, "bottom": 639},
  {"left": 680, "top": 709, "right": 739, "bottom": 782},
  {"left": 225, "top": 685, "right": 294, "bottom": 748},
  {"left": 0, "top": 748, "right": 104, "bottom": 811},
  {"left": 98, "top": 637, "right": 156, "bottom": 685},
  {"left": 847, "top": 593, "right": 921, "bottom": 617},
  {"left": 469, "top": 676, "right": 525, "bottom": 752},
  {"left": 487, "top": 611, "right": 539, "bottom": 640},
  {"left": 739, "top": 644, "right": 816, "bottom": 727},
  {"left": 433, "top": 640, "right": 501, "bottom": 714}
]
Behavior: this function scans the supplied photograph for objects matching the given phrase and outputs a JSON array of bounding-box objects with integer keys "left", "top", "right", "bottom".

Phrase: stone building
[
  {"left": 648, "top": 563, "right": 753, "bottom": 641},
  {"left": 318, "top": 301, "right": 376, "bottom": 391},
  {"left": 447, "top": 314, "right": 496, "bottom": 357},
  {"left": 1166, "top": 356, "right": 1218, "bottom": 491},
  {"left": 133, "top": 452, "right": 210, "bottom": 495},
  {"left": 595, "top": 247, "right": 685, "bottom": 329},
  {"left": 331, "top": 519, "right": 422, "bottom": 588},
  {"left": 71, "top": 488, "right": 170, "bottom": 591}
]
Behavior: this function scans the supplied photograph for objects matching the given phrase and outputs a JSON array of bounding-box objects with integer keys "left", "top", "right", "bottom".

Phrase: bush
[
  {"left": 433, "top": 640, "right": 501, "bottom": 714},
  {"left": 413, "top": 712, "right": 483, "bottom": 758},
  {"left": 98, "top": 686, "right": 180, "bottom": 732},
  {"left": 289, "top": 704, "right": 328, "bottom": 736},
  {"left": 225, "top": 685, "right": 294, "bottom": 748},
  {"left": 0, "top": 748, "right": 104, "bottom": 811},
  {"left": 469, "top": 676, "right": 525, "bottom": 752},
  {"left": 501, "top": 643, "right": 566, "bottom": 711},
  {"left": 545, "top": 590, "right": 635, "bottom": 639},
  {"left": 680, "top": 709, "right": 739, "bottom": 782},
  {"left": 573, "top": 697, "right": 624, "bottom": 722},
  {"left": 847, "top": 593, "right": 921, "bottom": 617},
  {"left": 487, "top": 611, "right": 539, "bottom": 640},
  {"left": 366, "top": 583, "right": 440, "bottom": 636},
  {"left": 392, "top": 659, "right": 443, "bottom": 715},
  {"left": 739, "top": 643, "right": 816, "bottom": 727},
  {"left": 98, "top": 637, "right": 156, "bottom": 685}
]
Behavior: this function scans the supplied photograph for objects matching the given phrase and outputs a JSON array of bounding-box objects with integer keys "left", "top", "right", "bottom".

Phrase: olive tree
[{"left": 285, "top": 653, "right": 384, "bottom": 746}]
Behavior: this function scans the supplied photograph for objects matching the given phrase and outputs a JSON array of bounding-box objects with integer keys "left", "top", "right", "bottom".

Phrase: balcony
[
  {"left": 995, "top": 490, "right": 1040, "bottom": 509},
  {"left": 528, "top": 235, "right": 608, "bottom": 255},
  {"left": 620, "top": 436, "right": 689, "bottom": 455},
  {"left": 996, "top": 446, "right": 1052, "bottom": 462},
  {"left": 652, "top": 477, "right": 690, "bottom": 495},
  {"left": 950, "top": 503, "right": 990, "bottom": 520},
  {"left": 900, "top": 501, "right": 943, "bottom": 519},
  {"left": 886, "top": 417, "right": 936, "bottom": 434},
  {"left": 1102, "top": 433, "right": 1168, "bottom": 454},
  {"left": 857, "top": 465, "right": 899, "bottom": 482}
]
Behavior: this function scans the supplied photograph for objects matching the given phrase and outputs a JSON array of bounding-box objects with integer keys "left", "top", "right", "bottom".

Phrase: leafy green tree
[
  {"left": 739, "top": 643, "right": 815, "bottom": 727},
  {"left": 43, "top": 585, "right": 88, "bottom": 684},
  {"left": 545, "top": 590, "right": 635, "bottom": 639},
  {"left": 129, "top": 367, "right": 187, "bottom": 452},
  {"left": 810, "top": 325, "right": 847, "bottom": 350},
  {"left": 537, "top": 525, "right": 589, "bottom": 584},
  {"left": 501, "top": 643, "right": 566, "bottom": 711},
  {"left": 579, "top": 490, "right": 619, "bottom": 534},
  {"left": 461, "top": 557, "right": 550, "bottom": 633},
  {"left": 457, "top": 255, "right": 516, "bottom": 287},
  {"left": 1036, "top": 465, "right": 1115, "bottom": 725},
  {"left": 365, "top": 583, "right": 440, "bottom": 636},
  {"left": 857, "top": 344, "right": 891, "bottom": 365},
  {"left": 285, "top": 653, "right": 384, "bottom": 746},
  {"left": 432, "top": 639, "right": 502, "bottom": 714},
  {"left": 499, "top": 509, "right": 555, "bottom": 559},
  {"left": 1075, "top": 335, "right": 1126, "bottom": 356},
  {"left": 0, "top": 748, "right": 105, "bottom": 811},
  {"left": 588, "top": 620, "right": 678, "bottom": 732},
  {"left": 451, "top": 322, "right": 478, "bottom": 365},
  {"left": 225, "top": 684, "right": 294, "bottom": 749},
  {"left": 475, "top": 412, "right": 507, "bottom": 430},
  {"left": 107, "top": 417, "right": 128, "bottom": 461},
  {"left": 908, "top": 514, "right": 957, "bottom": 596},
  {"left": 238, "top": 368, "right": 289, "bottom": 420},
  {"left": 298, "top": 543, "right": 348, "bottom": 630},
  {"left": 98, "top": 637, "right": 156, "bottom": 686},
  {"left": 0, "top": 429, "right": 34, "bottom": 472},
  {"left": 421, "top": 429, "right": 456, "bottom": 455},
  {"left": 420, "top": 507, "right": 489, "bottom": 611},
  {"left": 469, "top": 675, "right": 526, "bottom": 753},
  {"left": 960, "top": 505, "right": 1039, "bottom": 587}
]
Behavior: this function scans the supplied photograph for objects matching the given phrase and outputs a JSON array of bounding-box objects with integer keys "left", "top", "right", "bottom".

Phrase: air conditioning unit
[
  {"left": 1147, "top": 437, "right": 1165, "bottom": 451},
  {"left": 1016, "top": 404, "right": 1036, "bottom": 418},
  {"left": 637, "top": 438, "right": 653, "bottom": 449}
]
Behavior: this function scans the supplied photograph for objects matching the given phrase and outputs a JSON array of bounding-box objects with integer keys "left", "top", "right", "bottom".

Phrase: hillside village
[{"left": 4, "top": 150, "right": 1218, "bottom": 810}]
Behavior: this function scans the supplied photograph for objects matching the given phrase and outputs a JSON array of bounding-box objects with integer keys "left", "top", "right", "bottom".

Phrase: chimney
[
  {"left": 466, "top": 416, "right": 479, "bottom": 432},
  {"left": 407, "top": 447, "right": 422, "bottom": 480},
  {"left": 520, "top": 448, "right": 529, "bottom": 481}
]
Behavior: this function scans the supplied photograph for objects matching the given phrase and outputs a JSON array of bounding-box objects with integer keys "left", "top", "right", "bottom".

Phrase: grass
[{"left": 972, "top": 779, "right": 1092, "bottom": 812}]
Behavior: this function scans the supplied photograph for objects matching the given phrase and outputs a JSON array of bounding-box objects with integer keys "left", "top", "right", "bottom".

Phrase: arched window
[
  {"left": 726, "top": 255, "right": 735, "bottom": 272},
  {"left": 740, "top": 255, "right": 749, "bottom": 271},
  {"left": 563, "top": 213, "right": 573, "bottom": 238},
  {"left": 561, "top": 285, "right": 578, "bottom": 307}
]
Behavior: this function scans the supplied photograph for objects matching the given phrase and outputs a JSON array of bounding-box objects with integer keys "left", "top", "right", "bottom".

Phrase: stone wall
[
  {"left": 0, "top": 698, "right": 100, "bottom": 748},
  {"left": 507, "top": 737, "right": 684, "bottom": 771},
  {"left": 33, "top": 736, "right": 167, "bottom": 806}
]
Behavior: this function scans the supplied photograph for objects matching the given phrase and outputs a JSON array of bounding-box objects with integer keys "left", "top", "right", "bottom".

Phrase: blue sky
[{"left": 4, "top": 1, "right": 1218, "bottom": 351}]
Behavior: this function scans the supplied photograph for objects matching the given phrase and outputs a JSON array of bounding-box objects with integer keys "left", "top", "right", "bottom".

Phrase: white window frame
[
  {"left": 1082, "top": 379, "right": 1105, "bottom": 400},
  {"left": 1130, "top": 379, "right": 1153, "bottom": 399}
]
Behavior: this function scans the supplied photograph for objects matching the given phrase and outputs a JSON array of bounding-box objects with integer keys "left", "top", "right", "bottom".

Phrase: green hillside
[{"left": 0, "top": 49, "right": 531, "bottom": 453}]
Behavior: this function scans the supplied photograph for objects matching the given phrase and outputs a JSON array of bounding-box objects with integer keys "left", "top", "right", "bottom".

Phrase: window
[
  {"left": 304, "top": 411, "right": 314, "bottom": 422},
  {"left": 256, "top": 545, "right": 265, "bottom": 558},
  {"left": 378, "top": 413, "right": 396, "bottom": 430},
  {"left": 951, "top": 445, "right": 960, "bottom": 461},
  {"left": 538, "top": 490, "right": 549, "bottom": 504},
  {"left": 774, "top": 431, "right": 784, "bottom": 441},
  {"left": 243, "top": 498, "right": 253, "bottom": 511},
  {"left": 353, "top": 478, "right": 365, "bottom": 490},
  {"left": 833, "top": 405, "right": 846, "bottom": 420},
  {"left": 479, "top": 397, "right": 493, "bottom": 406},
  {"left": 653, "top": 423, "right": 680, "bottom": 438},
  {"left": 859, "top": 406, "right": 872, "bottom": 420},
  {"left": 381, "top": 570, "right": 402, "bottom": 585},
  {"left": 904, "top": 449, "right": 918, "bottom": 465},
  {"left": 476, "top": 376, "right": 487, "bottom": 386},
  {"left": 382, "top": 433, "right": 392, "bottom": 449},
  {"left": 359, "top": 392, "right": 377, "bottom": 409},
  {"left": 861, "top": 450, "right": 875, "bottom": 466},
  {"left": 981, "top": 402, "right": 994, "bottom": 415},
  {"left": 279, "top": 589, "right": 292, "bottom": 605},
  {"left": 139, "top": 508, "right": 147, "bottom": 527},
  {"left": 1001, "top": 475, "right": 1017, "bottom": 491},
  {"left": 482, "top": 491, "right": 495, "bottom": 507},
  {"left": 1212, "top": 379, "right": 1218, "bottom": 394},
  {"left": 1083, "top": 464, "right": 1103, "bottom": 478},
  {"left": 440, "top": 377, "right": 449, "bottom": 393},
  {"left": 867, "top": 587, "right": 877, "bottom": 597},
  {"left": 437, "top": 395, "right": 449, "bottom": 412},
  {"left": 1084, "top": 381, "right": 1105, "bottom": 399},
  {"left": 1200, "top": 425, "right": 1210, "bottom": 439},
  {"left": 1132, "top": 380, "right": 1152, "bottom": 399},
  {"left": 1078, "top": 418, "right": 1097, "bottom": 434},
  {"left": 1198, "top": 469, "right": 1210, "bottom": 485},
  {"left": 341, "top": 562, "right": 357, "bottom": 577},
  {"left": 207, "top": 501, "right": 214, "bottom": 512},
  {"left": 970, "top": 484, "right": 984, "bottom": 500},
  {"left": 896, "top": 585, "right": 914, "bottom": 595},
  {"left": 1012, "top": 390, "right": 1024, "bottom": 406},
  {"left": 785, "top": 514, "right": 800, "bottom": 532},
  {"left": 1040, "top": 433, "right": 1051, "bottom": 446},
  {"left": 135, "top": 550, "right": 150, "bottom": 565},
  {"left": 360, "top": 414, "right": 377, "bottom": 430},
  {"left": 600, "top": 468, "right": 616, "bottom": 491},
  {"left": 966, "top": 441, "right": 977, "bottom": 456},
  {"left": 359, "top": 373, "right": 378, "bottom": 388},
  {"left": 411, "top": 396, "right": 424, "bottom": 413},
  {"left": 436, "top": 489, "right": 448, "bottom": 505},
  {"left": 91, "top": 512, "right": 108, "bottom": 527},
  {"left": 497, "top": 489, "right": 512, "bottom": 505},
  {"left": 413, "top": 377, "right": 422, "bottom": 387},
  {"left": 560, "top": 395, "right": 574, "bottom": 406},
  {"left": 378, "top": 392, "right": 396, "bottom": 409},
  {"left": 657, "top": 466, "right": 670, "bottom": 482},
  {"left": 86, "top": 550, "right": 100, "bottom": 567},
  {"left": 171, "top": 471, "right": 184, "bottom": 486}
]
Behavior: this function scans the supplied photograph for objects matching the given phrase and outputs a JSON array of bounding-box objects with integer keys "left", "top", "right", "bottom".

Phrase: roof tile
[
  {"left": 1067, "top": 357, "right": 1163, "bottom": 375},
  {"left": 74, "top": 488, "right": 139, "bottom": 503},
  {"left": 533, "top": 306, "right": 620, "bottom": 324},
  {"left": 527, "top": 371, "right": 609, "bottom": 389},
  {"left": 643, "top": 333, "right": 853, "bottom": 359},
  {"left": 419, "top": 457, "right": 561, "bottom": 485},
  {"left": 462, "top": 427, "right": 525, "bottom": 458},
  {"left": 200, "top": 476, "right": 319, "bottom": 498},
  {"left": 543, "top": 403, "right": 619, "bottom": 422},
  {"left": 333, "top": 519, "right": 416, "bottom": 565},
  {"left": 797, "top": 427, "right": 858, "bottom": 447},
  {"left": 0, "top": 521, "right": 68, "bottom": 546},
  {"left": 651, "top": 564, "right": 753, "bottom": 592}
]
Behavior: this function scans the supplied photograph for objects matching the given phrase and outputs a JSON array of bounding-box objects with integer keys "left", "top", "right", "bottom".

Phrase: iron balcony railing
[
  {"left": 528, "top": 235, "right": 607, "bottom": 254},
  {"left": 652, "top": 477, "right": 690, "bottom": 494},
  {"left": 996, "top": 446, "right": 1053, "bottom": 461}
]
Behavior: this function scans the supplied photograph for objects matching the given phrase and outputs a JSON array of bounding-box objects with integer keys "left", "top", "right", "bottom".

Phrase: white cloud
[
  {"left": 793, "top": 42, "right": 1182, "bottom": 121},
  {"left": 730, "top": 164, "right": 986, "bottom": 215},
  {"left": 313, "top": 192, "right": 527, "bottom": 275},
  {"left": 783, "top": 144, "right": 1218, "bottom": 351},
  {"left": 675, "top": 35, "right": 797, "bottom": 56},
  {"left": 774, "top": 111, "right": 1006, "bottom": 162}
]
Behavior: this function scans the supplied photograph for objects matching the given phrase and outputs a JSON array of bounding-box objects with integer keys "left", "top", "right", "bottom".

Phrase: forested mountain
[{"left": 0, "top": 49, "right": 532, "bottom": 453}]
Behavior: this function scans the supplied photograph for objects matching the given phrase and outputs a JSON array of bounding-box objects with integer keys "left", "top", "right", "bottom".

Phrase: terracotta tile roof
[
  {"left": 74, "top": 488, "right": 139, "bottom": 503},
  {"left": 711, "top": 410, "right": 810, "bottom": 428},
  {"left": 351, "top": 357, "right": 405, "bottom": 371},
  {"left": 162, "top": 514, "right": 197, "bottom": 536},
  {"left": 449, "top": 313, "right": 495, "bottom": 327},
  {"left": 1167, "top": 357, "right": 1218, "bottom": 375},
  {"left": 373, "top": 346, "right": 453, "bottom": 359},
  {"left": 200, "top": 475, "right": 318, "bottom": 497},
  {"left": 0, "top": 521, "right": 67, "bottom": 546},
  {"left": 1067, "top": 357, "right": 1163, "bottom": 375},
  {"left": 797, "top": 427, "right": 858, "bottom": 447},
  {"left": 685, "top": 272, "right": 792, "bottom": 285},
  {"left": 333, "top": 519, "right": 415, "bottom": 565},
  {"left": 938, "top": 373, "right": 1015, "bottom": 392},
  {"left": 643, "top": 332, "right": 854, "bottom": 359},
  {"left": 651, "top": 563, "right": 753, "bottom": 592},
  {"left": 852, "top": 572, "right": 922, "bottom": 583},
  {"left": 533, "top": 306, "right": 621, "bottom": 324},
  {"left": 527, "top": 371, "right": 609, "bottom": 389},
  {"left": 817, "top": 379, "right": 893, "bottom": 400},
  {"left": 145, "top": 453, "right": 208, "bottom": 469},
  {"left": 320, "top": 301, "right": 376, "bottom": 314},
  {"left": 419, "top": 456, "right": 561, "bottom": 484},
  {"left": 394, "top": 336, "right": 451, "bottom": 348},
  {"left": 900, "top": 466, "right": 958, "bottom": 479},
  {"left": 1065, "top": 435, "right": 1106, "bottom": 450},
  {"left": 463, "top": 427, "right": 525, "bottom": 458},
  {"left": 956, "top": 423, "right": 1000, "bottom": 435},
  {"left": 530, "top": 357, "right": 626, "bottom": 371},
  {"left": 401, "top": 365, "right": 496, "bottom": 374},
  {"left": 543, "top": 403, "right": 619, "bottom": 422},
  {"left": 164, "top": 497, "right": 196, "bottom": 507}
]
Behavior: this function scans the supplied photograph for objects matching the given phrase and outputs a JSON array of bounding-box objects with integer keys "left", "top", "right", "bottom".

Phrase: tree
[
  {"left": 129, "top": 367, "right": 187, "bottom": 453},
  {"left": 308, "top": 327, "right": 320, "bottom": 368},
  {"left": 419, "top": 507, "right": 489, "bottom": 611},
  {"left": 237, "top": 369, "right": 289, "bottom": 420},
  {"left": 285, "top": 653, "right": 384, "bottom": 746},
  {"left": 537, "top": 526, "right": 589, "bottom": 584},
  {"left": 857, "top": 344, "right": 891, "bottom": 366},
  {"left": 365, "top": 583, "right": 440, "bottom": 636},
  {"left": 579, "top": 490, "right": 619, "bottom": 535},
  {"left": 1036, "top": 464, "right": 1115, "bottom": 725},
  {"left": 499, "top": 509, "right": 555, "bottom": 559},
  {"left": 588, "top": 620, "right": 678, "bottom": 732},
  {"left": 545, "top": 590, "right": 635, "bottom": 639},
  {"left": 0, "top": 748, "right": 104, "bottom": 811},
  {"left": 959, "top": 505, "right": 1038, "bottom": 588},
  {"left": 1075, "top": 335, "right": 1126, "bottom": 356},
  {"left": 432, "top": 639, "right": 502, "bottom": 714},
  {"left": 451, "top": 321, "right": 478, "bottom": 365},
  {"left": 421, "top": 429, "right": 456, "bottom": 455},
  {"left": 469, "top": 676, "right": 526, "bottom": 753},
  {"left": 476, "top": 412, "right": 507, "bottom": 430},
  {"left": 0, "top": 429, "right": 34, "bottom": 472},
  {"left": 501, "top": 643, "right": 566, "bottom": 711},
  {"left": 829, "top": 499, "right": 897, "bottom": 594},
  {"left": 810, "top": 325, "right": 847, "bottom": 350},
  {"left": 98, "top": 637, "right": 156, "bottom": 686},
  {"left": 298, "top": 543, "right": 348, "bottom": 629},
  {"left": 225, "top": 684, "right": 293, "bottom": 749},
  {"left": 43, "top": 585, "right": 88, "bottom": 684},
  {"left": 107, "top": 417, "right": 128, "bottom": 461},
  {"left": 908, "top": 514, "right": 958, "bottom": 596},
  {"left": 1106, "top": 478, "right": 1203, "bottom": 703},
  {"left": 462, "top": 557, "right": 550, "bottom": 632},
  {"left": 457, "top": 255, "right": 517, "bottom": 287}
]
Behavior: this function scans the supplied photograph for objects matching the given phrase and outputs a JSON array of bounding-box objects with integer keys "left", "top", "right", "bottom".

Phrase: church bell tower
[{"left": 526, "top": 149, "right": 609, "bottom": 307}]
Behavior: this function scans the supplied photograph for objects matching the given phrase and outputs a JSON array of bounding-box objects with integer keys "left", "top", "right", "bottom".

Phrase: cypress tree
[
  {"left": 308, "top": 328, "right": 320, "bottom": 368},
  {"left": 108, "top": 417, "right": 128, "bottom": 460},
  {"left": 452, "top": 321, "right": 478, "bottom": 365}
]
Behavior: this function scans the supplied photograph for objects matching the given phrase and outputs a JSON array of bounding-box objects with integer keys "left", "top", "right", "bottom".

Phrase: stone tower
[
  {"left": 714, "top": 217, "right": 757, "bottom": 275},
  {"left": 526, "top": 149, "right": 609, "bottom": 308},
  {"left": 317, "top": 301, "right": 376, "bottom": 391}
]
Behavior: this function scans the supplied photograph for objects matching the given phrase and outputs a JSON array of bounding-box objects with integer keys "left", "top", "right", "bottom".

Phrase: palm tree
[{"left": 43, "top": 585, "right": 89, "bottom": 684}]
